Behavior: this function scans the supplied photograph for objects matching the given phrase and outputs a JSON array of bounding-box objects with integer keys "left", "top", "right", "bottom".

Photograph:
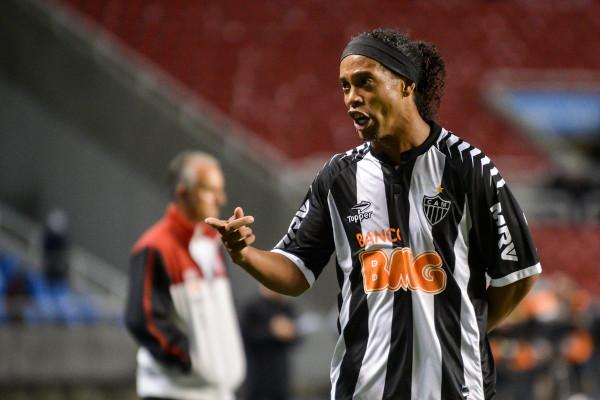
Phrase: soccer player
[{"left": 206, "top": 29, "right": 541, "bottom": 399}]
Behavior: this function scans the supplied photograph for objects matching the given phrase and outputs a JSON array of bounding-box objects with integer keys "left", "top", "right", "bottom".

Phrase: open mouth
[{"left": 349, "top": 110, "right": 370, "bottom": 129}]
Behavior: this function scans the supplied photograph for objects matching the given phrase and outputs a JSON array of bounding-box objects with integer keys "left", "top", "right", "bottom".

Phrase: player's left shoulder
[{"left": 435, "top": 127, "right": 497, "bottom": 177}]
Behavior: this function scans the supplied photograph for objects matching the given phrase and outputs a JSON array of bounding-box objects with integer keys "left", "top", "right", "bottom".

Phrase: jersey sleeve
[
  {"left": 272, "top": 160, "right": 336, "bottom": 287},
  {"left": 124, "top": 247, "right": 192, "bottom": 372},
  {"left": 468, "top": 153, "right": 541, "bottom": 287}
]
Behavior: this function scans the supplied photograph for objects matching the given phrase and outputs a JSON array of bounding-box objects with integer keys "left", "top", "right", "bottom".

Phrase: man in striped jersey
[{"left": 207, "top": 29, "right": 541, "bottom": 399}]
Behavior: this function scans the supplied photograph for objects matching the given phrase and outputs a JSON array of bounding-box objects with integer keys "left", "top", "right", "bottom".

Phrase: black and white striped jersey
[{"left": 272, "top": 122, "right": 541, "bottom": 400}]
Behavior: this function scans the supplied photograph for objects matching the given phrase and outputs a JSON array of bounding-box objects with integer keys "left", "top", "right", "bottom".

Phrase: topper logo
[
  {"left": 359, "top": 248, "right": 446, "bottom": 294},
  {"left": 346, "top": 201, "right": 373, "bottom": 223}
]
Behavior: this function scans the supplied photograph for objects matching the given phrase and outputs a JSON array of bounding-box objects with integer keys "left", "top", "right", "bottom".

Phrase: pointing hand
[{"left": 205, "top": 207, "right": 255, "bottom": 263}]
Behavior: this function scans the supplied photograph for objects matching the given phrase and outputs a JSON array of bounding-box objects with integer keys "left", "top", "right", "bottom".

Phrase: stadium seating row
[
  {"left": 530, "top": 225, "right": 600, "bottom": 294},
  {"left": 56, "top": 0, "right": 600, "bottom": 166},
  {"left": 0, "top": 251, "right": 99, "bottom": 324},
  {"left": 49, "top": 0, "right": 600, "bottom": 295}
]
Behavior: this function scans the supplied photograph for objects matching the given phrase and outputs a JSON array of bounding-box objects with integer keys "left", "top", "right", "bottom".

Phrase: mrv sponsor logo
[
  {"left": 276, "top": 199, "right": 309, "bottom": 248},
  {"left": 490, "top": 202, "right": 518, "bottom": 261},
  {"left": 347, "top": 201, "right": 373, "bottom": 223}
]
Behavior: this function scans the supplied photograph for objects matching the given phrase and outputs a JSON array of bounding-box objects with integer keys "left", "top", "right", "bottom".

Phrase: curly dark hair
[{"left": 357, "top": 29, "right": 446, "bottom": 122}]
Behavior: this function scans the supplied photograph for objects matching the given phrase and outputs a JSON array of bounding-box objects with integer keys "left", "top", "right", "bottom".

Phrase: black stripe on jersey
[
  {"left": 481, "top": 337, "right": 497, "bottom": 400},
  {"left": 336, "top": 262, "right": 344, "bottom": 335},
  {"left": 437, "top": 133, "right": 503, "bottom": 398},
  {"left": 438, "top": 135, "right": 490, "bottom": 278},
  {"left": 463, "top": 147, "right": 500, "bottom": 399},
  {"left": 432, "top": 164, "right": 467, "bottom": 399},
  {"left": 382, "top": 162, "right": 414, "bottom": 398},
  {"left": 330, "top": 161, "right": 370, "bottom": 399}
]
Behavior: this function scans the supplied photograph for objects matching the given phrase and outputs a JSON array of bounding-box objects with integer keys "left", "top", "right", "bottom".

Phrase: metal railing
[{"left": 0, "top": 201, "right": 126, "bottom": 318}]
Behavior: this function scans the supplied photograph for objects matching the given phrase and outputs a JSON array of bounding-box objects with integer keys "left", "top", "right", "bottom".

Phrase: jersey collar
[
  {"left": 369, "top": 121, "right": 442, "bottom": 166},
  {"left": 166, "top": 203, "right": 196, "bottom": 245}
]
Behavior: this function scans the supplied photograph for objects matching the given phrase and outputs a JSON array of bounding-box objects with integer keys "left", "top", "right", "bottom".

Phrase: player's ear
[
  {"left": 402, "top": 80, "right": 416, "bottom": 97},
  {"left": 175, "top": 183, "right": 187, "bottom": 199}
]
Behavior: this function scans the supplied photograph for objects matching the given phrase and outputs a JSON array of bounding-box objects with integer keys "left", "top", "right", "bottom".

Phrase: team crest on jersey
[{"left": 423, "top": 194, "right": 451, "bottom": 225}]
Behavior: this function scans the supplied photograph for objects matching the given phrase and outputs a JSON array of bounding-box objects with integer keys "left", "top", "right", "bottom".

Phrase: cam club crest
[{"left": 423, "top": 194, "right": 451, "bottom": 225}]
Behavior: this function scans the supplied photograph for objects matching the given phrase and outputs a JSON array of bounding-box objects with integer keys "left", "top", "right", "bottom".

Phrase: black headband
[{"left": 341, "top": 36, "right": 419, "bottom": 85}]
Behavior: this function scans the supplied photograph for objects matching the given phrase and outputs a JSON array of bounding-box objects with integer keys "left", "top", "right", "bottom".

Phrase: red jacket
[{"left": 124, "top": 204, "right": 227, "bottom": 372}]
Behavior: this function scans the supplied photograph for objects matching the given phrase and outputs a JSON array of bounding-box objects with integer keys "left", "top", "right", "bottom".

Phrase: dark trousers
[{"left": 143, "top": 397, "right": 177, "bottom": 400}]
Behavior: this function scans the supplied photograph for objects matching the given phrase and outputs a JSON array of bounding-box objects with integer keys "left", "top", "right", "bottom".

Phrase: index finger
[
  {"left": 226, "top": 215, "right": 255, "bottom": 231},
  {"left": 205, "top": 215, "right": 254, "bottom": 233},
  {"left": 205, "top": 217, "right": 228, "bottom": 232}
]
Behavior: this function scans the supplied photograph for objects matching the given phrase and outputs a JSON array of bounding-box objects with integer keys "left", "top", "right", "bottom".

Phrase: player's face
[
  {"left": 340, "top": 55, "right": 407, "bottom": 142},
  {"left": 185, "top": 163, "right": 227, "bottom": 222}
]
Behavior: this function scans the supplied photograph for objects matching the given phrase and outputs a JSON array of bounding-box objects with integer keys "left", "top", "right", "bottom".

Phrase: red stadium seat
[{"left": 54, "top": 0, "right": 599, "bottom": 191}]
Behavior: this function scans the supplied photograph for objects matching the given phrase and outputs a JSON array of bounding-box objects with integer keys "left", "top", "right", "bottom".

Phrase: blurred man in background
[
  {"left": 42, "top": 208, "right": 70, "bottom": 283},
  {"left": 207, "top": 29, "right": 540, "bottom": 399},
  {"left": 125, "top": 151, "right": 245, "bottom": 400},
  {"left": 240, "top": 284, "right": 298, "bottom": 400}
]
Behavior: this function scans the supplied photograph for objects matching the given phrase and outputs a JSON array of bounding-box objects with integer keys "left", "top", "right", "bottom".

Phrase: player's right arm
[{"left": 206, "top": 207, "right": 310, "bottom": 297}]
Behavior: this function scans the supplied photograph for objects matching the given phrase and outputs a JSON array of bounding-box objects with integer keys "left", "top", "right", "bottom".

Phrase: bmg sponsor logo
[{"left": 359, "top": 247, "right": 446, "bottom": 294}]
